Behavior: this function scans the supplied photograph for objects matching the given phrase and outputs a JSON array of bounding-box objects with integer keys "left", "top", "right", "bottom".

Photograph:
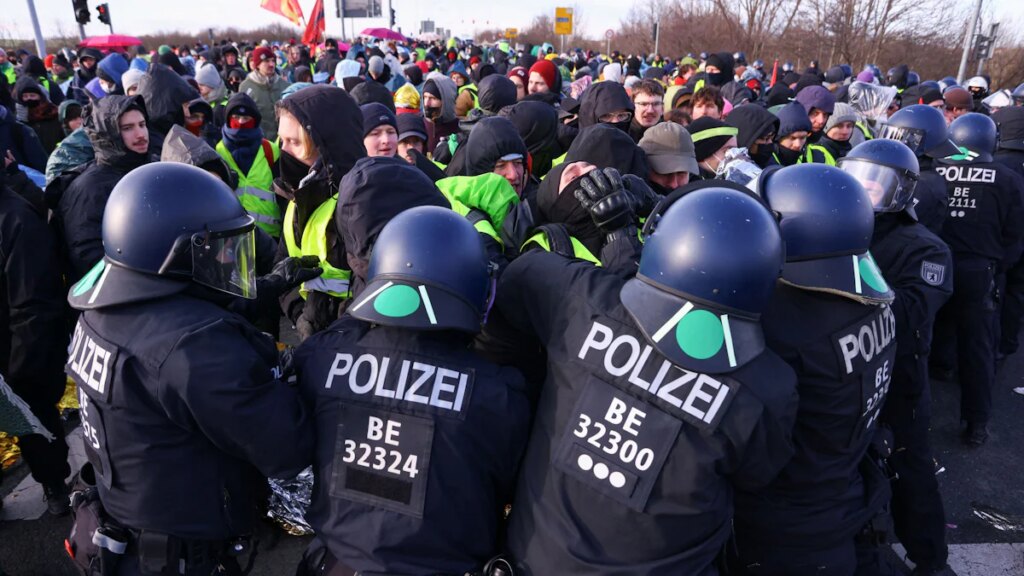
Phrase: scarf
[{"left": 221, "top": 126, "right": 263, "bottom": 174}]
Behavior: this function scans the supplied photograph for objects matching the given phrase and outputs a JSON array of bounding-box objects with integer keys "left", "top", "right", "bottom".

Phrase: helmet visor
[
  {"left": 840, "top": 158, "right": 917, "bottom": 213},
  {"left": 191, "top": 225, "right": 257, "bottom": 299},
  {"left": 878, "top": 124, "right": 925, "bottom": 153}
]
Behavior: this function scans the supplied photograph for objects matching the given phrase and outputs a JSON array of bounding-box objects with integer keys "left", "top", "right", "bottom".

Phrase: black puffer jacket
[
  {"left": 136, "top": 64, "right": 200, "bottom": 156},
  {"left": 56, "top": 95, "right": 151, "bottom": 282}
]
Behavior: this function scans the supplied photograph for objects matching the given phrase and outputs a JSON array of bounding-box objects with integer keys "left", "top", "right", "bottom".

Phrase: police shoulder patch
[{"left": 921, "top": 261, "right": 946, "bottom": 287}]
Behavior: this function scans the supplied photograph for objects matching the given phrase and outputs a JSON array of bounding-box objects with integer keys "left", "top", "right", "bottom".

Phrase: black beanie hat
[
  {"left": 360, "top": 102, "right": 397, "bottom": 137},
  {"left": 688, "top": 117, "right": 739, "bottom": 162}
]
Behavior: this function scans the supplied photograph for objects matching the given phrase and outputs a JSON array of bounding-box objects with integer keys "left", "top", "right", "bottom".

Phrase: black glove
[
  {"left": 621, "top": 174, "right": 661, "bottom": 218},
  {"left": 257, "top": 256, "right": 323, "bottom": 300},
  {"left": 574, "top": 168, "right": 635, "bottom": 233}
]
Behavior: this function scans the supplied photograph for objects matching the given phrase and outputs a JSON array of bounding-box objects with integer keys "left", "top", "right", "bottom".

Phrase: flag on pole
[
  {"left": 302, "top": 0, "right": 325, "bottom": 47},
  {"left": 260, "top": 0, "right": 305, "bottom": 26}
]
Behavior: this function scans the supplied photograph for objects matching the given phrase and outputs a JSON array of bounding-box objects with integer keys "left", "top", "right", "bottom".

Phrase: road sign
[
  {"left": 505, "top": 28, "right": 518, "bottom": 39},
  {"left": 555, "top": 7, "right": 573, "bottom": 36},
  {"left": 605, "top": 29, "right": 614, "bottom": 39}
]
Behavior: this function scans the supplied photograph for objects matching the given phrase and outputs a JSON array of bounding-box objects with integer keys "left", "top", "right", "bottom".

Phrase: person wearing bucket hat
[
  {"left": 930, "top": 112, "right": 1024, "bottom": 447},
  {"left": 839, "top": 138, "right": 957, "bottom": 576},
  {"left": 731, "top": 162, "right": 897, "bottom": 575},
  {"left": 494, "top": 177, "right": 798, "bottom": 575},
  {"left": 292, "top": 205, "right": 531, "bottom": 576},
  {"left": 639, "top": 122, "right": 698, "bottom": 193}
]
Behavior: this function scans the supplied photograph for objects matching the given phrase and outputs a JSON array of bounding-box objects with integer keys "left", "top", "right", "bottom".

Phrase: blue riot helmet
[
  {"left": 782, "top": 60, "right": 794, "bottom": 73},
  {"left": 347, "top": 206, "right": 492, "bottom": 333},
  {"left": 759, "top": 164, "right": 894, "bottom": 304},
  {"left": 906, "top": 71, "right": 920, "bottom": 87},
  {"left": 879, "top": 104, "right": 960, "bottom": 159},
  {"left": 947, "top": 112, "right": 998, "bottom": 163},
  {"left": 752, "top": 59, "right": 764, "bottom": 71},
  {"left": 71, "top": 162, "right": 257, "bottom": 310},
  {"left": 839, "top": 64, "right": 853, "bottom": 79},
  {"left": 733, "top": 51, "right": 747, "bottom": 66},
  {"left": 621, "top": 183, "right": 784, "bottom": 373},
  {"left": 839, "top": 139, "right": 920, "bottom": 213}
]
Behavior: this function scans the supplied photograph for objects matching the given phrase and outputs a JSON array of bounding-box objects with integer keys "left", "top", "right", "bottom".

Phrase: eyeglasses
[
  {"left": 600, "top": 111, "right": 633, "bottom": 123},
  {"left": 634, "top": 100, "right": 664, "bottom": 109}
]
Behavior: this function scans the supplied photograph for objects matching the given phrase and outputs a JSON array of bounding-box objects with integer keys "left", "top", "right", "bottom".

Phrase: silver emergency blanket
[
  {"left": 719, "top": 147, "right": 763, "bottom": 193},
  {"left": 848, "top": 82, "right": 898, "bottom": 128},
  {"left": 0, "top": 372, "right": 55, "bottom": 440},
  {"left": 982, "top": 89, "right": 1012, "bottom": 113},
  {"left": 267, "top": 466, "right": 315, "bottom": 535}
]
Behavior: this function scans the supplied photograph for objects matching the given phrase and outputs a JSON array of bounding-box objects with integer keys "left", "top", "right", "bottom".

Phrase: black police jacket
[
  {"left": 293, "top": 317, "right": 531, "bottom": 575},
  {"left": 739, "top": 283, "right": 896, "bottom": 545},
  {"left": 0, "top": 185, "right": 67, "bottom": 402},
  {"left": 936, "top": 159, "right": 1024, "bottom": 266},
  {"left": 995, "top": 149, "right": 1024, "bottom": 180},
  {"left": 914, "top": 158, "right": 949, "bottom": 237},
  {"left": 497, "top": 251, "right": 799, "bottom": 575},
  {"left": 67, "top": 286, "right": 314, "bottom": 540},
  {"left": 871, "top": 213, "right": 953, "bottom": 397}
]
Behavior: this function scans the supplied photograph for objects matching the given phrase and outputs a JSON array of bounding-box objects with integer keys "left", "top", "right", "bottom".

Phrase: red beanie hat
[
  {"left": 529, "top": 59, "right": 558, "bottom": 91},
  {"left": 44, "top": 54, "right": 55, "bottom": 70},
  {"left": 251, "top": 46, "right": 276, "bottom": 66}
]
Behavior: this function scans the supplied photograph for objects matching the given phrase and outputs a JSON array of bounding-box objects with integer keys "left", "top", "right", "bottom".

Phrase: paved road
[{"left": 3, "top": 349, "right": 1024, "bottom": 575}]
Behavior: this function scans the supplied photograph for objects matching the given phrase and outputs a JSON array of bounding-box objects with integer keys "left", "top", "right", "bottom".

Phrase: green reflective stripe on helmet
[
  {"left": 284, "top": 196, "right": 352, "bottom": 299},
  {"left": 690, "top": 126, "right": 739, "bottom": 143},
  {"left": 522, "top": 231, "right": 602, "bottom": 266}
]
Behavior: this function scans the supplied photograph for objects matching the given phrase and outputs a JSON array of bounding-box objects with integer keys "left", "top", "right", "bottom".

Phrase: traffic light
[
  {"left": 390, "top": 7, "right": 396, "bottom": 28},
  {"left": 97, "top": 3, "right": 111, "bottom": 25},
  {"left": 73, "top": 0, "right": 91, "bottom": 24}
]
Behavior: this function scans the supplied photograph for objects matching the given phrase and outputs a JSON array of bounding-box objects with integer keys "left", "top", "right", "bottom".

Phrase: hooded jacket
[
  {"left": 274, "top": 85, "right": 366, "bottom": 328},
  {"left": 336, "top": 156, "right": 450, "bottom": 300},
  {"left": 97, "top": 53, "right": 130, "bottom": 94},
  {"left": 13, "top": 76, "right": 63, "bottom": 155},
  {"left": 20, "top": 55, "right": 64, "bottom": 105},
  {"left": 465, "top": 117, "right": 528, "bottom": 180},
  {"left": 564, "top": 123, "right": 649, "bottom": 177},
  {"left": 161, "top": 124, "right": 237, "bottom": 189},
  {"left": 503, "top": 101, "right": 561, "bottom": 179},
  {"left": 578, "top": 81, "right": 634, "bottom": 131},
  {"left": 66, "top": 48, "right": 102, "bottom": 105},
  {"left": 136, "top": 64, "right": 200, "bottom": 156},
  {"left": 57, "top": 95, "right": 152, "bottom": 282},
  {"left": 726, "top": 103, "right": 780, "bottom": 167},
  {"left": 423, "top": 75, "right": 460, "bottom": 149}
]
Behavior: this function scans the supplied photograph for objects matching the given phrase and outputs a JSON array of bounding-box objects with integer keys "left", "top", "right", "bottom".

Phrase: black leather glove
[
  {"left": 621, "top": 174, "right": 661, "bottom": 218},
  {"left": 257, "top": 256, "right": 323, "bottom": 300},
  {"left": 574, "top": 168, "right": 635, "bottom": 233}
]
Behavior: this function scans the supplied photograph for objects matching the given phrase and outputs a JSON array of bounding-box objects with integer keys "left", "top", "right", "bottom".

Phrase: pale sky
[
  {"left": 3, "top": 0, "right": 632, "bottom": 43},
  {"left": 3, "top": 0, "right": 1019, "bottom": 48}
]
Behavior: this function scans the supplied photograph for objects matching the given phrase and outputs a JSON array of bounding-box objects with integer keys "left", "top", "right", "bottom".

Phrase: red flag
[
  {"left": 770, "top": 59, "right": 779, "bottom": 88},
  {"left": 302, "top": 0, "right": 325, "bottom": 47},
  {"left": 260, "top": 0, "right": 304, "bottom": 26}
]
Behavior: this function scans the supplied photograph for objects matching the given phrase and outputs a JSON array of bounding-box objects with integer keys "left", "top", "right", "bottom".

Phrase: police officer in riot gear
[
  {"left": 498, "top": 171, "right": 799, "bottom": 575},
  {"left": 731, "top": 164, "right": 897, "bottom": 576},
  {"left": 840, "top": 140, "right": 957, "bottom": 576},
  {"left": 933, "top": 112, "right": 1024, "bottom": 446},
  {"left": 878, "top": 104, "right": 961, "bottom": 235},
  {"left": 65, "top": 163, "right": 316, "bottom": 575},
  {"left": 992, "top": 106, "right": 1024, "bottom": 359},
  {"left": 293, "top": 206, "right": 531, "bottom": 576}
]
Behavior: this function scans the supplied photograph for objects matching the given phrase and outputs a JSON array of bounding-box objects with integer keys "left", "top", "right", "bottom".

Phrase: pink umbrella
[
  {"left": 79, "top": 35, "right": 144, "bottom": 50},
  {"left": 360, "top": 28, "right": 407, "bottom": 42}
]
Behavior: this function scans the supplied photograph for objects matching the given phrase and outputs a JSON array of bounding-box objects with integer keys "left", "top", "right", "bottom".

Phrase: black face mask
[
  {"left": 775, "top": 143, "right": 803, "bottom": 166},
  {"left": 750, "top": 145, "right": 773, "bottom": 167},
  {"left": 424, "top": 105, "right": 442, "bottom": 121},
  {"left": 707, "top": 71, "right": 729, "bottom": 87},
  {"left": 22, "top": 99, "right": 41, "bottom": 108},
  {"left": 279, "top": 149, "right": 312, "bottom": 190},
  {"left": 605, "top": 119, "right": 632, "bottom": 134}
]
